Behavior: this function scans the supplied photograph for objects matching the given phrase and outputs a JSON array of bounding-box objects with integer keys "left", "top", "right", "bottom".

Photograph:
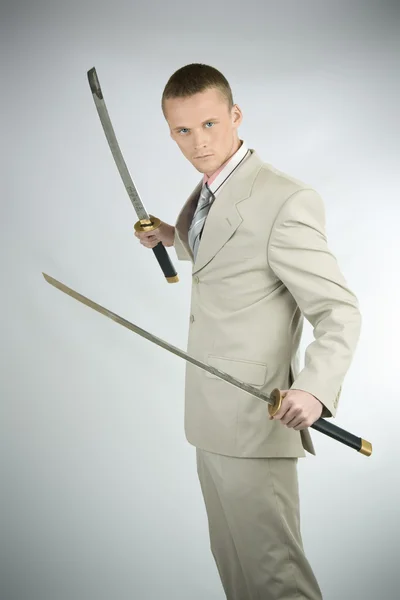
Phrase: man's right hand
[{"left": 134, "top": 221, "right": 175, "bottom": 248}]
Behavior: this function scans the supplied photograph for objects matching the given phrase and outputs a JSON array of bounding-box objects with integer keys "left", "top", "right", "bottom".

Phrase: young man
[{"left": 135, "top": 63, "right": 361, "bottom": 599}]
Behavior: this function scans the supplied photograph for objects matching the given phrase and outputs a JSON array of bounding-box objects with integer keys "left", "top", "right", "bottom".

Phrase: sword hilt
[
  {"left": 134, "top": 215, "right": 179, "bottom": 283},
  {"left": 268, "top": 388, "right": 372, "bottom": 457}
]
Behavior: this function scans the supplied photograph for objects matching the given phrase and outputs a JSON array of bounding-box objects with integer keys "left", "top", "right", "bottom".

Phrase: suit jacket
[{"left": 173, "top": 149, "right": 361, "bottom": 457}]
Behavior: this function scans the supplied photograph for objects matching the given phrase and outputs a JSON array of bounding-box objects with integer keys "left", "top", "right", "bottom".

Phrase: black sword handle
[
  {"left": 310, "top": 417, "right": 372, "bottom": 455},
  {"left": 151, "top": 243, "right": 179, "bottom": 283},
  {"left": 134, "top": 215, "right": 179, "bottom": 283},
  {"left": 269, "top": 389, "right": 372, "bottom": 456}
]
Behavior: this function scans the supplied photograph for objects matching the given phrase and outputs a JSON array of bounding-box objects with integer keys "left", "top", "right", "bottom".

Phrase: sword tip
[
  {"left": 87, "top": 67, "right": 103, "bottom": 99},
  {"left": 42, "top": 272, "right": 56, "bottom": 286}
]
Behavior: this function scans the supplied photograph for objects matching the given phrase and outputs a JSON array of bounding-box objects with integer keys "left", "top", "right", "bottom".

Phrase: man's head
[{"left": 162, "top": 63, "right": 243, "bottom": 175}]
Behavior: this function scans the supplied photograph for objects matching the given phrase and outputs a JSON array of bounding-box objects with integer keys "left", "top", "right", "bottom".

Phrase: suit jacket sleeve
[{"left": 267, "top": 188, "right": 362, "bottom": 418}]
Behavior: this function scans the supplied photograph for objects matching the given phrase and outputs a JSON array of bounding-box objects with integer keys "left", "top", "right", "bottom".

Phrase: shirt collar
[{"left": 202, "top": 140, "right": 249, "bottom": 196}]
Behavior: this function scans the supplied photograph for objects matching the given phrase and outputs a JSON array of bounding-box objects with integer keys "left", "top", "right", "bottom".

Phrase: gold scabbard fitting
[
  {"left": 359, "top": 439, "right": 373, "bottom": 457},
  {"left": 166, "top": 275, "right": 179, "bottom": 283}
]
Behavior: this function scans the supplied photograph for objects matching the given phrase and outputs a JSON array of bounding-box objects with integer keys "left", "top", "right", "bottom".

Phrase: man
[{"left": 135, "top": 63, "right": 361, "bottom": 599}]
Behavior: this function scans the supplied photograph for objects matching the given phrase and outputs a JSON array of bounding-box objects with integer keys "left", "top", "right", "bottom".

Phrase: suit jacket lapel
[
  {"left": 175, "top": 150, "right": 263, "bottom": 272},
  {"left": 174, "top": 181, "right": 202, "bottom": 261}
]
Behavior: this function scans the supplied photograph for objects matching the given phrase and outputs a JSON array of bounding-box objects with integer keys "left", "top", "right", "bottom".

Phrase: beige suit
[
  {"left": 174, "top": 149, "right": 361, "bottom": 458},
  {"left": 173, "top": 149, "right": 361, "bottom": 598}
]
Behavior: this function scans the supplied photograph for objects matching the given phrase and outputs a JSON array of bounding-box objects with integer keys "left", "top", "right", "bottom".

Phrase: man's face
[{"left": 164, "top": 87, "right": 243, "bottom": 175}]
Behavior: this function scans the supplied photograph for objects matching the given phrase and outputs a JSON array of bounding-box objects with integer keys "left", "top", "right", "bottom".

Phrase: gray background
[{"left": 1, "top": 0, "right": 399, "bottom": 598}]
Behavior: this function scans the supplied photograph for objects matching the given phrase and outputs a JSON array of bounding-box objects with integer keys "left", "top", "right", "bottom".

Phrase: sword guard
[
  {"left": 134, "top": 215, "right": 162, "bottom": 233},
  {"left": 268, "top": 388, "right": 283, "bottom": 417}
]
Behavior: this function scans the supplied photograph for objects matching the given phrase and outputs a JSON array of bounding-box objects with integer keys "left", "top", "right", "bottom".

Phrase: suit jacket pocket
[{"left": 205, "top": 355, "right": 268, "bottom": 387}]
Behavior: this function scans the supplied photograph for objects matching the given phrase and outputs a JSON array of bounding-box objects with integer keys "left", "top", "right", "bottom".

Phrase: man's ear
[{"left": 232, "top": 104, "right": 243, "bottom": 127}]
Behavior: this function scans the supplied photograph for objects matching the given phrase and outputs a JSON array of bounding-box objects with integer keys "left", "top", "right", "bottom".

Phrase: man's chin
[
  {"left": 192, "top": 157, "right": 217, "bottom": 174},
  {"left": 191, "top": 162, "right": 208, "bottom": 174}
]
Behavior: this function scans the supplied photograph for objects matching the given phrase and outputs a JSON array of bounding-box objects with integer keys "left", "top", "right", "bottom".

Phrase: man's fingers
[
  {"left": 286, "top": 415, "right": 305, "bottom": 429},
  {"left": 281, "top": 408, "right": 301, "bottom": 425},
  {"left": 270, "top": 392, "right": 290, "bottom": 420},
  {"left": 270, "top": 392, "right": 302, "bottom": 426},
  {"left": 142, "top": 240, "right": 159, "bottom": 248},
  {"left": 269, "top": 389, "right": 323, "bottom": 430},
  {"left": 135, "top": 231, "right": 157, "bottom": 240},
  {"left": 134, "top": 230, "right": 160, "bottom": 248}
]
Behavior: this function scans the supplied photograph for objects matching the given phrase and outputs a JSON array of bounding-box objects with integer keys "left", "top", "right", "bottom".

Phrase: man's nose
[{"left": 193, "top": 130, "right": 209, "bottom": 149}]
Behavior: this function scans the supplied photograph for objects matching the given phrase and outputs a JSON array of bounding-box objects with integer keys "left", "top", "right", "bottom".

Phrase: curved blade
[
  {"left": 42, "top": 272, "right": 274, "bottom": 406},
  {"left": 87, "top": 67, "right": 150, "bottom": 221}
]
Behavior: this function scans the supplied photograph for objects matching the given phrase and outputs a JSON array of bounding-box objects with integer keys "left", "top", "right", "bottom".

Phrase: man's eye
[
  {"left": 179, "top": 128, "right": 189, "bottom": 134},
  {"left": 205, "top": 122, "right": 214, "bottom": 128}
]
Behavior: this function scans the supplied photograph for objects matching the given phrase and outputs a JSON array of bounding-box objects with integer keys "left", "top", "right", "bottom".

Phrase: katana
[
  {"left": 87, "top": 66, "right": 178, "bottom": 284},
  {"left": 43, "top": 272, "right": 372, "bottom": 457}
]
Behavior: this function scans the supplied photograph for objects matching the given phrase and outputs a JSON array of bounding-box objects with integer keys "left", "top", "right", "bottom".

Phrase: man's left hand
[{"left": 270, "top": 389, "right": 323, "bottom": 430}]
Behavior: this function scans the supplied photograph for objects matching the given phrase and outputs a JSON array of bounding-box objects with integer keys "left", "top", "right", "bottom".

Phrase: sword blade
[
  {"left": 42, "top": 272, "right": 274, "bottom": 407},
  {"left": 87, "top": 67, "right": 150, "bottom": 222}
]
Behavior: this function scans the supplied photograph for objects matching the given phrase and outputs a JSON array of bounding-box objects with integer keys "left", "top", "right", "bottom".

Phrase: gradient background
[{"left": 1, "top": 1, "right": 399, "bottom": 598}]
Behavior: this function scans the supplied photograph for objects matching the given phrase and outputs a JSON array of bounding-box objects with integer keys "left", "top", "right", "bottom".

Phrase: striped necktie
[{"left": 188, "top": 183, "right": 214, "bottom": 260}]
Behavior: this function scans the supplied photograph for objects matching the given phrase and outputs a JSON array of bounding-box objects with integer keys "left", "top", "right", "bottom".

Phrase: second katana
[
  {"left": 43, "top": 272, "right": 372, "bottom": 457},
  {"left": 87, "top": 66, "right": 178, "bottom": 284}
]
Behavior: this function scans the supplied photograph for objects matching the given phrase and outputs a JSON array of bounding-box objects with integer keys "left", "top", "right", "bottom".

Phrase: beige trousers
[{"left": 196, "top": 448, "right": 323, "bottom": 600}]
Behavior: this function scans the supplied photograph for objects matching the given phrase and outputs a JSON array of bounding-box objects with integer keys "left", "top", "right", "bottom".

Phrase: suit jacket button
[
  {"left": 194, "top": 276, "right": 199, "bottom": 283},
  {"left": 190, "top": 314, "right": 195, "bottom": 323}
]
